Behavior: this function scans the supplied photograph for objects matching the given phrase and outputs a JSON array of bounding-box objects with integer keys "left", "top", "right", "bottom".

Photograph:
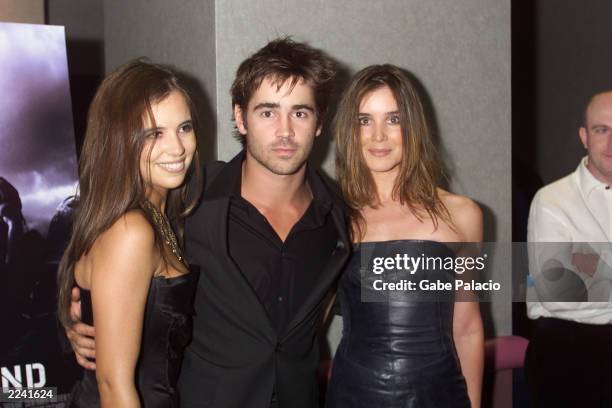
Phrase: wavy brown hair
[
  {"left": 335, "top": 64, "right": 451, "bottom": 241},
  {"left": 57, "top": 59, "right": 202, "bottom": 327}
]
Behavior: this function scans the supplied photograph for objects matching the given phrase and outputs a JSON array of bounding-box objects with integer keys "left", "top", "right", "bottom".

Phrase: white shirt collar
[{"left": 577, "top": 156, "right": 610, "bottom": 199}]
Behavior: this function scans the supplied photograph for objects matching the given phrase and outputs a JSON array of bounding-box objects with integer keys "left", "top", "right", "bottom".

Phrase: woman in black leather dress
[
  {"left": 327, "top": 65, "right": 484, "bottom": 407},
  {"left": 56, "top": 60, "right": 202, "bottom": 407}
]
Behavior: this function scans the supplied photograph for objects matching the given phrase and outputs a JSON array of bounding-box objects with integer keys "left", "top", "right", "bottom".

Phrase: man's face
[
  {"left": 580, "top": 91, "right": 612, "bottom": 184},
  {"left": 234, "top": 76, "right": 321, "bottom": 175}
]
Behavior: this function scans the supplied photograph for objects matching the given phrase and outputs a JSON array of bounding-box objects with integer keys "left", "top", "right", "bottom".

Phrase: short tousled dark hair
[{"left": 230, "top": 37, "right": 337, "bottom": 144}]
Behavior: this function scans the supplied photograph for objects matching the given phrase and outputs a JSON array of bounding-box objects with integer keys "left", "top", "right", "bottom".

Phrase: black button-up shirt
[{"left": 226, "top": 156, "right": 338, "bottom": 332}]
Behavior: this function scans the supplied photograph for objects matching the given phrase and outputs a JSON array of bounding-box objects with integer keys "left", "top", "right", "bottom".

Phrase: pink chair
[{"left": 484, "top": 335, "right": 529, "bottom": 408}]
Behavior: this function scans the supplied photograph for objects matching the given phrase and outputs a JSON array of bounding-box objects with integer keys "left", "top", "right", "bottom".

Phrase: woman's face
[
  {"left": 140, "top": 90, "right": 196, "bottom": 202},
  {"left": 358, "top": 86, "right": 403, "bottom": 175}
]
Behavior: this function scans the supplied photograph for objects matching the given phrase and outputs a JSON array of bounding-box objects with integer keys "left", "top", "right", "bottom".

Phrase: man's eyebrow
[
  {"left": 293, "top": 104, "right": 315, "bottom": 112},
  {"left": 590, "top": 124, "right": 610, "bottom": 129},
  {"left": 253, "top": 102, "right": 279, "bottom": 110}
]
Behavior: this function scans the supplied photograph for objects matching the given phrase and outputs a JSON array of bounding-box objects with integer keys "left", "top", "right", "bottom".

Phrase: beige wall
[{"left": 0, "top": 0, "right": 44, "bottom": 24}]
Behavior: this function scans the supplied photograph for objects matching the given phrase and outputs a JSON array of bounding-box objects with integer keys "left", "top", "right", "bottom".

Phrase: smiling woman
[
  {"left": 140, "top": 90, "right": 197, "bottom": 208},
  {"left": 56, "top": 60, "right": 202, "bottom": 408}
]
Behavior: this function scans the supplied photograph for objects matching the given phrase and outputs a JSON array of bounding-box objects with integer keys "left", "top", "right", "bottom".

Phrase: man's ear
[
  {"left": 315, "top": 124, "right": 322, "bottom": 138},
  {"left": 234, "top": 104, "right": 247, "bottom": 135},
  {"left": 579, "top": 126, "right": 588, "bottom": 149}
]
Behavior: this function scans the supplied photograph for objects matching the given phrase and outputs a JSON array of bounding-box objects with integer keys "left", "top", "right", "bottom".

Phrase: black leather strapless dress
[
  {"left": 326, "top": 240, "right": 470, "bottom": 408},
  {"left": 69, "top": 269, "right": 199, "bottom": 407}
]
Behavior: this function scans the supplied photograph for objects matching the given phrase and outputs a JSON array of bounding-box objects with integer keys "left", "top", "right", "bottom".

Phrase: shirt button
[{"left": 278, "top": 296, "right": 283, "bottom": 302}]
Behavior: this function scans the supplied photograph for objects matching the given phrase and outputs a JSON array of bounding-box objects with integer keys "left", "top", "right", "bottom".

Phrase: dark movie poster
[{"left": 0, "top": 22, "right": 80, "bottom": 405}]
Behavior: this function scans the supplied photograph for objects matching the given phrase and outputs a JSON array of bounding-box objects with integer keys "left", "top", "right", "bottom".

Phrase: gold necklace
[{"left": 141, "top": 200, "right": 184, "bottom": 263}]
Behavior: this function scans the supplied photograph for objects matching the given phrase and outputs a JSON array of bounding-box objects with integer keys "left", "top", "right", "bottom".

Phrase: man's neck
[
  {"left": 241, "top": 155, "right": 311, "bottom": 210},
  {"left": 585, "top": 158, "right": 612, "bottom": 186}
]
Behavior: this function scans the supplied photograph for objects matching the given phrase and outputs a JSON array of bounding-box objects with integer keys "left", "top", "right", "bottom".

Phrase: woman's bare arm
[
  {"left": 452, "top": 198, "right": 485, "bottom": 408},
  {"left": 90, "top": 211, "right": 156, "bottom": 408}
]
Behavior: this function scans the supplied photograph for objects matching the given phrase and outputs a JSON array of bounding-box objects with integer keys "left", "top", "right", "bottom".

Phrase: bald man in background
[{"left": 525, "top": 91, "right": 612, "bottom": 407}]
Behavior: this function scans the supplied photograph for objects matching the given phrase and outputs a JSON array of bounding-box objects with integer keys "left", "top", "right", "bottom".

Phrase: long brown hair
[
  {"left": 57, "top": 59, "right": 202, "bottom": 327},
  {"left": 335, "top": 64, "right": 451, "bottom": 240}
]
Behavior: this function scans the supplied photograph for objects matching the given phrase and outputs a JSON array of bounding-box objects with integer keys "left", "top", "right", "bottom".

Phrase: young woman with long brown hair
[
  {"left": 57, "top": 60, "right": 201, "bottom": 407},
  {"left": 326, "top": 65, "right": 484, "bottom": 408}
]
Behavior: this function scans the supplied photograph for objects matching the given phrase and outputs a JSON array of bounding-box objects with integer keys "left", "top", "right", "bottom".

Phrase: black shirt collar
[{"left": 206, "top": 150, "right": 333, "bottom": 213}]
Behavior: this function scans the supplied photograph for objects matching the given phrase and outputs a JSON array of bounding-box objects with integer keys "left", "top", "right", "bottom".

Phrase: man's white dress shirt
[{"left": 527, "top": 156, "right": 612, "bottom": 324}]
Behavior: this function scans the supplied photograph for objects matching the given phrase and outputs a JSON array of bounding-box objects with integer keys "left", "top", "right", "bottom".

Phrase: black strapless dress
[
  {"left": 69, "top": 269, "right": 199, "bottom": 407},
  {"left": 326, "top": 240, "right": 470, "bottom": 408}
]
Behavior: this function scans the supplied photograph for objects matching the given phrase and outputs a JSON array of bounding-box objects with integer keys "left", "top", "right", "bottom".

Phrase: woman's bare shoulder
[
  {"left": 100, "top": 210, "right": 154, "bottom": 245},
  {"left": 438, "top": 189, "right": 482, "bottom": 241},
  {"left": 90, "top": 210, "right": 157, "bottom": 275},
  {"left": 439, "top": 189, "right": 481, "bottom": 216}
]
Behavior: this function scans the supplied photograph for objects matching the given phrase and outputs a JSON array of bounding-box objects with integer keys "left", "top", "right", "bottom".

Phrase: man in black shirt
[
  {"left": 67, "top": 38, "right": 350, "bottom": 408},
  {"left": 177, "top": 38, "right": 349, "bottom": 408},
  {"left": 225, "top": 150, "right": 339, "bottom": 333}
]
